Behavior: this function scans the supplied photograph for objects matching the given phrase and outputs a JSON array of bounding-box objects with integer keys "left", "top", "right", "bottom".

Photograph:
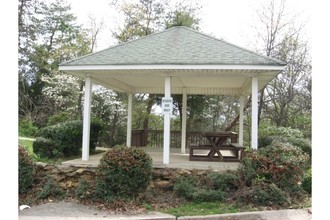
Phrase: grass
[
  {"left": 19, "top": 139, "right": 34, "bottom": 155},
  {"left": 19, "top": 137, "right": 106, "bottom": 164},
  {"left": 164, "top": 202, "right": 256, "bottom": 217}
]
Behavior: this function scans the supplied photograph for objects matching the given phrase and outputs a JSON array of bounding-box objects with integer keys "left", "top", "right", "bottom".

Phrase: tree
[
  {"left": 250, "top": 0, "right": 311, "bottom": 137},
  {"left": 18, "top": 0, "right": 92, "bottom": 126}
]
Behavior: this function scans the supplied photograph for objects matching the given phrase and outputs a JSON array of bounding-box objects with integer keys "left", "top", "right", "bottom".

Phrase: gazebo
[{"left": 59, "top": 26, "right": 285, "bottom": 164}]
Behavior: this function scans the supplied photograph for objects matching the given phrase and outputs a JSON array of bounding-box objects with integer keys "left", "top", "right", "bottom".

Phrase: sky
[{"left": 66, "top": 0, "right": 312, "bottom": 52}]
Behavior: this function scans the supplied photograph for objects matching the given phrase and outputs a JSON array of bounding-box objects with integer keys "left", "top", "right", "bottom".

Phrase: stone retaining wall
[{"left": 35, "top": 162, "right": 212, "bottom": 191}]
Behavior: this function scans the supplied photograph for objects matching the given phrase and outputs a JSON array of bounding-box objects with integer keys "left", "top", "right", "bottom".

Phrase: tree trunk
[
  {"left": 142, "top": 94, "right": 155, "bottom": 146},
  {"left": 225, "top": 96, "right": 251, "bottom": 131},
  {"left": 77, "top": 81, "right": 84, "bottom": 120}
]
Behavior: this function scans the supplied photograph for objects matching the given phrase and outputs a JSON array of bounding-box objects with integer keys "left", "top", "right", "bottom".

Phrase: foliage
[
  {"left": 75, "top": 179, "right": 94, "bottom": 200},
  {"left": 33, "top": 137, "right": 58, "bottom": 158},
  {"left": 19, "top": 145, "right": 35, "bottom": 194},
  {"left": 235, "top": 182, "right": 291, "bottom": 207},
  {"left": 173, "top": 176, "right": 196, "bottom": 200},
  {"left": 37, "top": 178, "right": 65, "bottom": 200},
  {"left": 19, "top": 118, "right": 39, "bottom": 137},
  {"left": 207, "top": 171, "right": 239, "bottom": 192},
  {"left": 19, "top": 0, "right": 92, "bottom": 127},
  {"left": 36, "top": 120, "right": 102, "bottom": 157},
  {"left": 192, "top": 190, "right": 226, "bottom": 203},
  {"left": 302, "top": 168, "right": 312, "bottom": 194},
  {"left": 47, "top": 112, "right": 76, "bottom": 126},
  {"left": 237, "top": 142, "right": 309, "bottom": 193},
  {"left": 173, "top": 172, "right": 234, "bottom": 202},
  {"left": 95, "top": 146, "right": 153, "bottom": 201},
  {"left": 259, "top": 126, "right": 303, "bottom": 140}
]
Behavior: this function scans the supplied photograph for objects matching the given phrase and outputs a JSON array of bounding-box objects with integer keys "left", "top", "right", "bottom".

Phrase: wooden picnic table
[{"left": 189, "top": 131, "right": 244, "bottom": 162}]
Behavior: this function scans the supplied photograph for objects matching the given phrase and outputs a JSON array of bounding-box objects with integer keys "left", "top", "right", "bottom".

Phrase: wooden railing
[{"left": 131, "top": 130, "right": 209, "bottom": 148}]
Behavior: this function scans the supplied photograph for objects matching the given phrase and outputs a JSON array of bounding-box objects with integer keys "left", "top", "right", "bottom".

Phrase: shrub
[
  {"left": 252, "top": 183, "right": 291, "bottom": 206},
  {"left": 208, "top": 171, "right": 239, "bottom": 192},
  {"left": 33, "top": 137, "right": 59, "bottom": 158},
  {"left": 95, "top": 146, "right": 152, "bottom": 201},
  {"left": 19, "top": 145, "right": 34, "bottom": 194},
  {"left": 19, "top": 118, "right": 38, "bottom": 137},
  {"left": 286, "top": 137, "right": 311, "bottom": 159},
  {"left": 173, "top": 176, "right": 197, "bottom": 200},
  {"left": 259, "top": 126, "right": 303, "bottom": 139},
  {"left": 237, "top": 142, "right": 309, "bottom": 192},
  {"left": 75, "top": 179, "right": 94, "bottom": 200},
  {"left": 38, "top": 120, "right": 102, "bottom": 157},
  {"left": 37, "top": 178, "right": 65, "bottom": 200},
  {"left": 192, "top": 189, "right": 226, "bottom": 202},
  {"left": 302, "top": 168, "right": 312, "bottom": 194},
  {"left": 47, "top": 112, "right": 74, "bottom": 126}
]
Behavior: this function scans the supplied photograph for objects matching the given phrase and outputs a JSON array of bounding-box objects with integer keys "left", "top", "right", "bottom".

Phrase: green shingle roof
[{"left": 60, "top": 26, "right": 285, "bottom": 66}]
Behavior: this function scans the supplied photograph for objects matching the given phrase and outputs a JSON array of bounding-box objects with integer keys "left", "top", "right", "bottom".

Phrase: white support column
[
  {"left": 163, "top": 77, "right": 171, "bottom": 164},
  {"left": 239, "top": 96, "right": 244, "bottom": 146},
  {"left": 126, "top": 93, "right": 133, "bottom": 147},
  {"left": 181, "top": 90, "right": 187, "bottom": 154},
  {"left": 82, "top": 76, "right": 92, "bottom": 161},
  {"left": 251, "top": 77, "right": 258, "bottom": 150}
]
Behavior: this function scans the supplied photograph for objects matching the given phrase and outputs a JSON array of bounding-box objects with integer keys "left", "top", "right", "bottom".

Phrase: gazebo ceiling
[{"left": 59, "top": 27, "right": 285, "bottom": 95}]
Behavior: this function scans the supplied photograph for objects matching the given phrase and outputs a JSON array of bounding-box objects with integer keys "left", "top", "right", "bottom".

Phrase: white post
[
  {"left": 126, "top": 93, "right": 133, "bottom": 147},
  {"left": 82, "top": 76, "right": 92, "bottom": 161},
  {"left": 239, "top": 96, "right": 244, "bottom": 146},
  {"left": 251, "top": 77, "right": 258, "bottom": 150},
  {"left": 163, "top": 76, "right": 171, "bottom": 164},
  {"left": 181, "top": 90, "right": 187, "bottom": 154}
]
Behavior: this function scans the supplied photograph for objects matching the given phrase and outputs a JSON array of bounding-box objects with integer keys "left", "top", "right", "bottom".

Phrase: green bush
[
  {"left": 259, "top": 126, "right": 303, "bottom": 139},
  {"left": 75, "top": 179, "right": 94, "bottom": 200},
  {"left": 237, "top": 142, "right": 309, "bottom": 192},
  {"left": 19, "top": 145, "right": 34, "bottom": 194},
  {"left": 286, "top": 137, "right": 311, "bottom": 159},
  {"left": 38, "top": 120, "right": 102, "bottom": 157},
  {"left": 173, "top": 176, "right": 197, "bottom": 200},
  {"left": 37, "top": 178, "right": 65, "bottom": 200},
  {"left": 252, "top": 183, "right": 291, "bottom": 206},
  {"left": 95, "top": 146, "right": 153, "bottom": 201},
  {"left": 302, "top": 168, "right": 312, "bottom": 194},
  {"left": 19, "top": 118, "right": 38, "bottom": 137},
  {"left": 192, "top": 189, "right": 226, "bottom": 202},
  {"left": 47, "top": 112, "right": 75, "bottom": 126},
  {"left": 33, "top": 137, "right": 59, "bottom": 158},
  {"left": 208, "top": 171, "right": 239, "bottom": 192}
]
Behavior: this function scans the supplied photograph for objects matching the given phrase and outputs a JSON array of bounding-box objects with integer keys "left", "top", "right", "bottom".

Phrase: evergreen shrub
[
  {"left": 33, "top": 137, "right": 58, "bottom": 158},
  {"left": 19, "top": 145, "right": 34, "bottom": 194},
  {"left": 238, "top": 142, "right": 309, "bottom": 192},
  {"left": 173, "top": 176, "right": 196, "bottom": 200},
  {"left": 36, "top": 120, "right": 102, "bottom": 157},
  {"left": 95, "top": 146, "right": 152, "bottom": 201}
]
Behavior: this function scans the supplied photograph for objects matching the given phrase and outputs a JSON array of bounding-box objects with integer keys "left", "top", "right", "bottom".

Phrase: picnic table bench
[{"left": 189, "top": 132, "right": 245, "bottom": 162}]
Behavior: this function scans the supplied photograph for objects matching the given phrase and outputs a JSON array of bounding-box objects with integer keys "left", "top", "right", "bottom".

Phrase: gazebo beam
[
  {"left": 163, "top": 76, "right": 171, "bottom": 164},
  {"left": 82, "top": 76, "right": 92, "bottom": 161},
  {"left": 126, "top": 93, "right": 133, "bottom": 147},
  {"left": 251, "top": 76, "right": 259, "bottom": 149},
  {"left": 239, "top": 96, "right": 245, "bottom": 145},
  {"left": 181, "top": 89, "right": 187, "bottom": 154}
]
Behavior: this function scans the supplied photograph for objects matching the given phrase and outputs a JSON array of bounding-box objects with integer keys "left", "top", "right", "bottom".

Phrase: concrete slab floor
[{"left": 61, "top": 147, "right": 240, "bottom": 171}]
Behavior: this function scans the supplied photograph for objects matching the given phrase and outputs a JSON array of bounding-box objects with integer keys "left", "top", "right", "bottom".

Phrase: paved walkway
[
  {"left": 62, "top": 147, "right": 240, "bottom": 171},
  {"left": 19, "top": 201, "right": 311, "bottom": 220}
]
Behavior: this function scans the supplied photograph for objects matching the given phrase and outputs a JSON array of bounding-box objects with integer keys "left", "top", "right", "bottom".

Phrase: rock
[{"left": 154, "top": 180, "right": 174, "bottom": 189}]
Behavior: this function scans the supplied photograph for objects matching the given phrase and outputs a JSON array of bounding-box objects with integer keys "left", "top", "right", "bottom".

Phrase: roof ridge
[{"left": 181, "top": 26, "right": 286, "bottom": 65}]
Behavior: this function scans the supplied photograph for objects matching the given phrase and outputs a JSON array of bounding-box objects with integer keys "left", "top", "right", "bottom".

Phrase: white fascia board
[{"left": 59, "top": 64, "right": 285, "bottom": 71}]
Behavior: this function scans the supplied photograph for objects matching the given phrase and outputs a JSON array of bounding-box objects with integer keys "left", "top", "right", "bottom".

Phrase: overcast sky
[{"left": 66, "top": 0, "right": 312, "bottom": 52}]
